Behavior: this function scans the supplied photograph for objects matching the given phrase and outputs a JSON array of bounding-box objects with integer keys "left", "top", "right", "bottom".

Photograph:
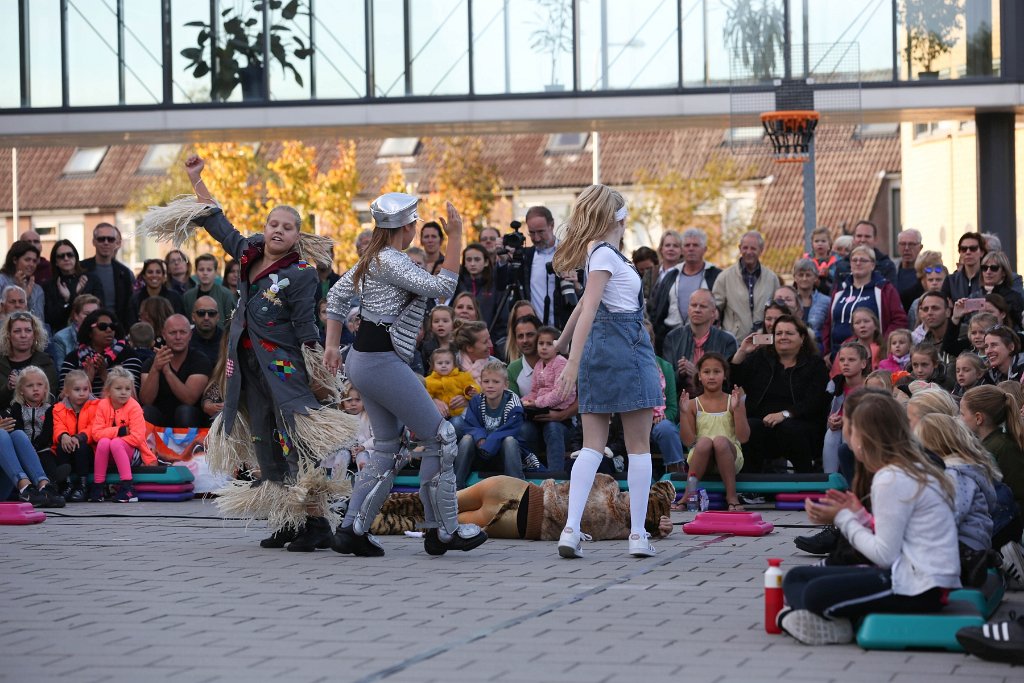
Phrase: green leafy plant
[
  {"left": 901, "top": 0, "right": 963, "bottom": 74},
  {"left": 180, "top": 0, "right": 313, "bottom": 101},
  {"left": 529, "top": 0, "right": 574, "bottom": 87},
  {"left": 723, "top": 0, "right": 785, "bottom": 81}
]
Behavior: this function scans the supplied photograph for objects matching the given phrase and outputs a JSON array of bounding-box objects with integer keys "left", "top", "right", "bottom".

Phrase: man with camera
[{"left": 519, "top": 206, "right": 578, "bottom": 329}]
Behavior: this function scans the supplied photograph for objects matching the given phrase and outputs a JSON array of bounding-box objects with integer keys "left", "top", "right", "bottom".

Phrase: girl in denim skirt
[{"left": 552, "top": 184, "right": 664, "bottom": 559}]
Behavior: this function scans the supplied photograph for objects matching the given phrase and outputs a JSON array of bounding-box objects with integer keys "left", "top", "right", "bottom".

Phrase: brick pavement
[{"left": 2, "top": 501, "right": 1020, "bottom": 683}]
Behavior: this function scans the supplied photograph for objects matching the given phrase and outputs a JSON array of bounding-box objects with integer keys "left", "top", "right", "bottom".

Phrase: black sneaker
[
  {"left": 332, "top": 525, "right": 385, "bottom": 557},
  {"left": 67, "top": 486, "right": 86, "bottom": 503},
  {"left": 423, "top": 525, "right": 487, "bottom": 556},
  {"left": 956, "top": 612, "right": 1024, "bottom": 664},
  {"left": 18, "top": 484, "right": 47, "bottom": 506},
  {"left": 794, "top": 525, "right": 840, "bottom": 555},
  {"left": 287, "top": 516, "right": 334, "bottom": 552},
  {"left": 88, "top": 484, "right": 105, "bottom": 503},
  {"left": 38, "top": 484, "right": 66, "bottom": 508},
  {"left": 113, "top": 483, "right": 138, "bottom": 503}
]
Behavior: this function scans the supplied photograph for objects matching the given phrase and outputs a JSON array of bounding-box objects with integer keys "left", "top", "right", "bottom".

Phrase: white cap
[{"left": 370, "top": 192, "right": 419, "bottom": 229}]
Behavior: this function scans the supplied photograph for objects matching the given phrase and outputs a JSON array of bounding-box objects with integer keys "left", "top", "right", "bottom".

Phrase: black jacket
[
  {"left": 647, "top": 262, "right": 722, "bottom": 353},
  {"left": 521, "top": 247, "right": 577, "bottom": 329},
  {"left": 42, "top": 272, "right": 105, "bottom": 332},
  {"left": 80, "top": 257, "right": 136, "bottom": 328},
  {"left": 730, "top": 351, "right": 829, "bottom": 424}
]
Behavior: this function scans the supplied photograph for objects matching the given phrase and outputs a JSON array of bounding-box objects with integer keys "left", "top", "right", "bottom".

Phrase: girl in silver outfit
[{"left": 325, "top": 194, "right": 488, "bottom": 556}]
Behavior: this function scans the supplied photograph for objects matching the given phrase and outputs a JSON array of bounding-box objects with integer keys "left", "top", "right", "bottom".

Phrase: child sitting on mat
[
  {"left": 678, "top": 353, "right": 749, "bottom": 511},
  {"left": 778, "top": 392, "right": 959, "bottom": 645},
  {"left": 88, "top": 367, "right": 153, "bottom": 503},
  {"left": 51, "top": 369, "right": 97, "bottom": 503}
]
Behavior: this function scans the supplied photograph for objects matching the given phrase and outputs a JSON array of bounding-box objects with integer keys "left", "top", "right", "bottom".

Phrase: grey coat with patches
[{"left": 195, "top": 209, "right": 322, "bottom": 437}]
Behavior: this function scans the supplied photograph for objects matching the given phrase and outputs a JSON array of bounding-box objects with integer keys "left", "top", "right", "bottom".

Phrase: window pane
[
  {"left": 0, "top": 0, "right": 20, "bottom": 108},
  {"left": 473, "top": 0, "right": 573, "bottom": 94},
  {"left": 269, "top": 0, "right": 313, "bottom": 101},
  {"left": 123, "top": 0, "right": 164, "bottom": 104},
  {"left": 309, "top": 1, "right": 367, "bottom": 99},
  {"left": 172, "top": 0, "right": 212, "bottom": 103},
  {"left": 28, "top": 0, "right": 62, "bottom": 106},
  {"left": 372, "top": 0, "right": 406, "bottom": 96},
  {"left": 67, "top": 0, "right": 119, "bottom": 106},
  {"left": 409, "top": 0, "right": 468, "bottom": 96},
  {"left": 578, "top": 0, "right": 678, "bottom": 91}
]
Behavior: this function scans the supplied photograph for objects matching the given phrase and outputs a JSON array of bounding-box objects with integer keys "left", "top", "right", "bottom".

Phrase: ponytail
[
  {"left": 964, "top": 385, "right": 1024, "bottom": 451},
  {"left": 350, "top": 228, "right": 393, "bottom": 289}
]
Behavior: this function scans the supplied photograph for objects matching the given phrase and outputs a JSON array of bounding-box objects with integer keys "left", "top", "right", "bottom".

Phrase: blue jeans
[
  {"left": 520, "top": 420, "right": 569, "bottom": 473},
  {"left": 0, "top": 429, "right": 48, "bottom": 501},
  {"left": 454, "top": 435, "right": 525, "bottom": 489},
  {"left": 651, "top": 419, "right": 684, "bottom": 466}
]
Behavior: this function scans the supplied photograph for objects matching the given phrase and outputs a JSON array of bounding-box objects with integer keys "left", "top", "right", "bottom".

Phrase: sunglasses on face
[
  {"left": 959, "top": 244, "right": 980, "bottom": 253},
  {"left": 94, "top": 236, "right": 117, "bottom": 244},
  {"left": 194, "top": 309, "right": 218, "bottom": 318},
  {"left": 981, "top": 264, "right": 1002, "bottom": 273},
  {"left": 55, "top": 251, "right": 75, "bottom": 260},
  {"left": 93, "top": 322, "right": 114, "bottom": 331},
  {"left": 922, "top": 266, "right": 944, "bottom": 274}
]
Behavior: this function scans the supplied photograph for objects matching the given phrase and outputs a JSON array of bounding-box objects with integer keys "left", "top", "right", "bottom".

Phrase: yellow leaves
[
  {"left": 421, "top": 137, "right": 503, "bottom": 239},
  {"left": 380, "top": 160, "right": 407, "bottom": 195},
  {"left": 634, "top": 157, "right": 753, "bottom": 266},
  {"left": 131, "top": 140, "right": 362, "bottom": 272}
]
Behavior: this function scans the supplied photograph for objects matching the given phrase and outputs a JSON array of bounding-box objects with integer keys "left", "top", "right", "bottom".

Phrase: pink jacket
[{"left": 523, "top": 355, "right": 575, "bottom": 410}]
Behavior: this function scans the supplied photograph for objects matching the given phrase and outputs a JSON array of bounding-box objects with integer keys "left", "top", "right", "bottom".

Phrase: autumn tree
[
  {"left": 379, "top": 160, "right": 408, "bottom": 195},
  {"left": 633, "top": 157, "right": 753, "bottom": 266},
  {"left": 420, "top": 137, "right": 503, "bottom": 240}
]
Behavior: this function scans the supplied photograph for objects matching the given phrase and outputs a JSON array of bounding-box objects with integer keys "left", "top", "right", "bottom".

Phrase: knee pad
[
  {"left": 420, "top": 420, "right": 460, "bottom": 536},
  {"left": 352, "top": 438, "right": 403, "bottom": 535}
]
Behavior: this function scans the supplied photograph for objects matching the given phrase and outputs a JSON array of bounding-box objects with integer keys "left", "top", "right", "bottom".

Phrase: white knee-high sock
[
  {"left": 565, "top": 448, "right": 603, "bottom": 531},
  {"left": 627, "top": 453, "right": 653, "bottom": 535}
]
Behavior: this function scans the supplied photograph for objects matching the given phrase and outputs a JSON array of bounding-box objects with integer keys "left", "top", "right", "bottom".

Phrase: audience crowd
[{"left": 2, "top": 217, "right": 1023, "bottom": 606}]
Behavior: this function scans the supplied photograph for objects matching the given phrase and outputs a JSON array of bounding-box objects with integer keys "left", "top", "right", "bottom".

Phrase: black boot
[
  {"left": 424, "top": 526, "right": 487, "bottom": 555},
  {"left": 287, "top": 516, "right": 334, "bottom": 552},
  {"left": 67, "top": 475, "right": 86, "bottom": 503},
  {"left": 260, "top": 527, "right": 298, "bottom": 548},
  {"left": 332, "top": 525, "right": 385, "bottom": 557}
]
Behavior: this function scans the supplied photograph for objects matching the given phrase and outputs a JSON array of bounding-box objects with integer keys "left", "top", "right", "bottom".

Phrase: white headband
[{"left": 615, "top": 206, "right": 628, "bottom": 222}]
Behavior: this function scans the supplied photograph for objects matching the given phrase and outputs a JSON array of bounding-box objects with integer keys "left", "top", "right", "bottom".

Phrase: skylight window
[
  {"left": 138, "top": 144, "right": 183, "bottom": 173},
  {"left": 378, "top": 137, "right": 420, "bottom": 158},
  {"left": 63, "top": 147, "right": 109, "bottom": 175},
  {"left": 545, "top": 133, "right": 589, "bottom": 154}
]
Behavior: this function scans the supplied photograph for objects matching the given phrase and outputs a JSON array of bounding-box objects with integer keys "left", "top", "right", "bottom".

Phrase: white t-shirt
[{"left": 587, "top": 243, "right": 641, "bottom": 312}]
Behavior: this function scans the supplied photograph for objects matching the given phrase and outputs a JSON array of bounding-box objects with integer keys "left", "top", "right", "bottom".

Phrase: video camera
[{"left": 497, "top": 220, "right": 527, "bottom": 264}]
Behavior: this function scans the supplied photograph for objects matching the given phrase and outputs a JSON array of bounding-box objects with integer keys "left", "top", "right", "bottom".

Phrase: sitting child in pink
[
  {"left": 522, "top": 326, "right": 576, "bottom": 411},
  {"left": 88, "top": 367, "right": 154, "bottom": 503}
]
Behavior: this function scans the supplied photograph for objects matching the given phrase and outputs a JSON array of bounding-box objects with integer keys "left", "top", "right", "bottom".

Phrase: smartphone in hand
[{"left": 752, "top": 333, "right": 774, "bottom": 346}]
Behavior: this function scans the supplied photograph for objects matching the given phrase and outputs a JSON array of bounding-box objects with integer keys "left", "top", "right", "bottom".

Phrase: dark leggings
[
  {"left": 744, "top": 418, "right": 821, "bottom": 473},
  {"left": 783, "top": 565, "right": 945, "bottom": 618},
  {"left": 40, "top": 443, "right": 94, "bottom": 481}
]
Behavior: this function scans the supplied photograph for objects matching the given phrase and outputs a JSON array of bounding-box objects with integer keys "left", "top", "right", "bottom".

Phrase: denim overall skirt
[{"left": 577, "top": 244, "right": 664, "bottom": 414}]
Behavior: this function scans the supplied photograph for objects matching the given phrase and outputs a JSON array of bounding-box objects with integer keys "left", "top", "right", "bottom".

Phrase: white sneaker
[
  {"left": 1000, "top": 541, "right": 1024, "bottom": 590},
  {"left": 779, "top": 609, "right": 854, "bottom": 645},
  {"left": 558, "top": 527, "right": 590, "bottom": 558},
  {"left": 628, "top": 531, "right": 656, "bottom": 557}
]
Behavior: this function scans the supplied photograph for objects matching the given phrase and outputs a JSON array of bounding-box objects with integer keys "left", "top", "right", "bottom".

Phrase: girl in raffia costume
[{"left": 136, "top": 154, "right": 356, "bottom": 552}]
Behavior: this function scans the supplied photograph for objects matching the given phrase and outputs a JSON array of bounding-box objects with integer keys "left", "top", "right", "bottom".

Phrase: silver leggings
[{"left": 342, "top": 348, "right": 446, "bottom": 528}]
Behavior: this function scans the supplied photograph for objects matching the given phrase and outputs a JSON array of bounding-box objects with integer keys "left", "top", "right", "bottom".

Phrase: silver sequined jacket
[{"left": 326, "top": 248, "right": 457, "bottom": 323}]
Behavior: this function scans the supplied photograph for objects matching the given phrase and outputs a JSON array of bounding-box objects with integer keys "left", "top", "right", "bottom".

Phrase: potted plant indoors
[
  {"left": 530, "top": 0, "right": 573, "bottom": 91},
  {"left": 722, "top": 0, "right": 785, "bottom": 82},
  {"left": 180, "top": 0, "right": 313, "bottom": 101},
  {"left": 901, "top": 0, "right": 962, "bottom": 79}
]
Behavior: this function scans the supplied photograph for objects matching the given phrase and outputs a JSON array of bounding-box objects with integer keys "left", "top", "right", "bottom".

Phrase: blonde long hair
[
  {"left": 552, "top": 184, "right": 625, "bottom": 273},
  {"left": 849, "top": 393, "right": 955, "bottom": 503},
  {"left": 913, "top": 413, "right": 1000, "bottom": 483}
]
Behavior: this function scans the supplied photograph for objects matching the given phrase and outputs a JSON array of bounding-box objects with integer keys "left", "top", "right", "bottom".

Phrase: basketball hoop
[{"left": 761, "top": 110, "right": 819, "bottom": 163}]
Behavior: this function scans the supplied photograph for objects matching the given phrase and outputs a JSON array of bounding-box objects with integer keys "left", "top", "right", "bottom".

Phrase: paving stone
[{"left": 3, "top": 501, "right": 1020, "bottom": 682}]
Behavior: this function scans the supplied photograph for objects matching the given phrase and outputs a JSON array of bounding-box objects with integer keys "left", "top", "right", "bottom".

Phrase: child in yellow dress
[{"left": 425, "top": 348, "right": 479, "bottom": 418}]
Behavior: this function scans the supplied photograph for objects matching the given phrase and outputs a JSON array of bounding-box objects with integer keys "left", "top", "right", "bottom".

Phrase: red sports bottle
[{"left": 764, "top": 558, "right": 784, "bottom": 634}]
